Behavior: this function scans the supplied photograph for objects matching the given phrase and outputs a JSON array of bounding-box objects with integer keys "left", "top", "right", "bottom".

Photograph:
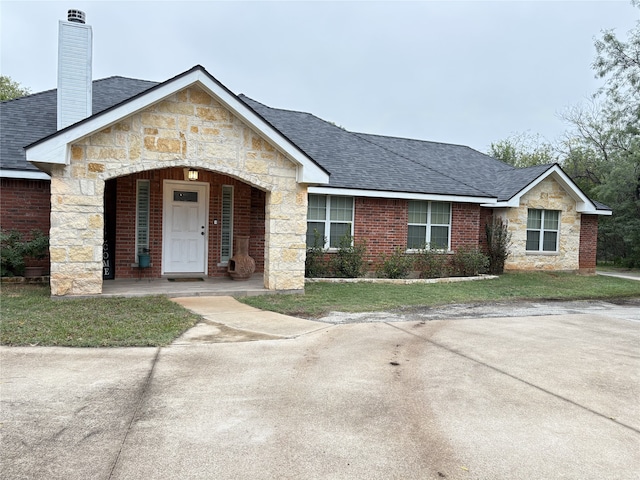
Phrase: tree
[
  {"left": 0, "top": 75, "right": 31, "bottom": 101},
  {"left": 593, "top": 0, "right": 640, "bottom": 133},
  {"left": 488, "top": 132, "right": 557, "bottom": 168},
  {"left": 564, "top": 1, "right": 640, "bottom": 266}
]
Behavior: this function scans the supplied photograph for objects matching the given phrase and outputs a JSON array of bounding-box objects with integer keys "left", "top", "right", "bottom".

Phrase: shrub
[
  {"left": 331, "top": 233, "right": 366, "bottom": 278},
  {"left": 0, "top": 229, "right": 49, "bottom": 277},
  {"left": 305, "top": 229, "right": 328, "bottom": 278},
  {"left": 415, "top": 244, "right": 449, "bottom": 278},
  {"left": 450, "top": 245, "right": 489, "bottom": 277},
  {"left": 485, "top": 216, "right": 512, "bottom": 274},
  {"left": 376, "top": 247, "right": 413, "bottom": 279}
]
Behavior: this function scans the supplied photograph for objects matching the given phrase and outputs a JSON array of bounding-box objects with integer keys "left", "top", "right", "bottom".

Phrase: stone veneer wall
[
  {"left": 49, "top": 85, "right": 306, "bottom": 296},
  {"left": 504, "top": 177, "right": 581, "bottom": 271}
]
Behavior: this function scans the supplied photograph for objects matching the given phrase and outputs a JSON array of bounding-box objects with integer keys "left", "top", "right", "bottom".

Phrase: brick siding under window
[{"left": 0, "top": 178, "right": 51, "bottom": 270}]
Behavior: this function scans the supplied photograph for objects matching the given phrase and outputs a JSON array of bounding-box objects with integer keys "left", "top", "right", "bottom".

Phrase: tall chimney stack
[{"left": 57, "top": 9, "right": 92, "bottom": 130}]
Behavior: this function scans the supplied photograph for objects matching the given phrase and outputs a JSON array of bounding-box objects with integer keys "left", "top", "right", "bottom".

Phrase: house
[{"left": 0, "top": 10, "right": 610, "bottom": 297}]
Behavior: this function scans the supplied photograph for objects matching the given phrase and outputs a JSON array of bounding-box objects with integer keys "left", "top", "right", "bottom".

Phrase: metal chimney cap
[{"left": 67, "top": 9, "right": 86, "bottom": 24}]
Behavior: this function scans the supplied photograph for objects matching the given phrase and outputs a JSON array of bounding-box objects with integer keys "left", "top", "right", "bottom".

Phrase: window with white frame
[
  {"left": 526, "top": 209, "right": 560, "bottom": 252},
  {"left": 306, "top": 195, "right": 354, "bottom": 248},
  {"left": 407, "top": 201, "right": 451, "bottom": 250},
  {"left": 135, "top": 180, "right": 150, "bottom": 257}
]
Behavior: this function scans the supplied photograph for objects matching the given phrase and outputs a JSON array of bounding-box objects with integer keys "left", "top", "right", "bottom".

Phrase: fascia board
[
  {"left": 309, "top": 186, "right": 496, "bottom": 204},
  {"left": 25, "top": 68, "right": 329, "bottom": 185},
  {"left": 0, "top": 169, "right": 51, "bottom": 180}
]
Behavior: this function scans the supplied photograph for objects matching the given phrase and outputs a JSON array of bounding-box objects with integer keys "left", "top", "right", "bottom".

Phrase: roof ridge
[
  {"left": 353, "top": 132, "right": 495, "bottom": 198},
  {"left": 93, "top": 75, "right": 159, "bottom": 84},
  {"left": 239, "top": 94, "right": 325, "bottom": 118}
]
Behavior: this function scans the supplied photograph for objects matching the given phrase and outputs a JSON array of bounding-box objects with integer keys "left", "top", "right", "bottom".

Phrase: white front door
[{"left": 162, "top": 181, "right": 209, "bottom": 275}]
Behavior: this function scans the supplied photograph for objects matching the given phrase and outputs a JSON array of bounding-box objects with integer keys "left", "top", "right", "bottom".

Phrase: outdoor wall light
[{"left": 188, "top": 168, "right": 199, "bottom": 181}]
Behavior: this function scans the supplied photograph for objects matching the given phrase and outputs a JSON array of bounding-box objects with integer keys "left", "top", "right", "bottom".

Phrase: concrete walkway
[
  {"left": 597, "top": 269, "right": 640, "bottom": 282},
  {"left": 170, "top": 296, "right": 326, "bottom": 344}
]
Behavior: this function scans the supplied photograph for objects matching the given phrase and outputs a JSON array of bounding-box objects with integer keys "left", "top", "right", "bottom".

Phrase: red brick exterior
[
  {"left": 0, "top": 178, "right": 51, "bottom": 270},
  {"left": 578, "top": 214, "right": 598, "bottom": 273},
  {"left": 0, "top": 176, "right": 601, "bottom": 278},
  {"left": 111, "top": 168, "right": 265, "bottom": 279},
  {"left": 477, "top": 207, "right": 495, "bottom": 253},
  {"left": 450, "top": 202, "right": 481, "bottom": 250}
]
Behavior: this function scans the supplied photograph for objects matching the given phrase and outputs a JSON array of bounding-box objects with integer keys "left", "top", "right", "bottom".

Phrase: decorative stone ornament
[{"left": 228, "top": 235, "right": 256, "bottom": 280}]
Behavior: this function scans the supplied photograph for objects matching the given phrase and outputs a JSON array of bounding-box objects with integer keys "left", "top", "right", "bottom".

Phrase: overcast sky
[{"left": 1, "top": 1, "right": 637, "bottom": 153}]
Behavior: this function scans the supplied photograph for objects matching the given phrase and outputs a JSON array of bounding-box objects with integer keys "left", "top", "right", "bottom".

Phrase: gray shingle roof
[
  {"left": 0, "top": 76, "right": 157, "bottom": 172},
  {"left": 1, "top": 73, "right": 608, "bottom": 211},
  {"left": 240, "top": 96, "right": 495, "bottom": 198}
]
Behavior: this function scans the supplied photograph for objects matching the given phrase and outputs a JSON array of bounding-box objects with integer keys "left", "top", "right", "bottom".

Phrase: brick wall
[
  {"left": 0, "top": 178, "right": 51, "bottom": 270},
  {"left": 451, "top": 202, "right": 481, "bottom": 249},
  {"left": 324, "top": 197, "right": 484, "bottom": 270},
  {"left": 112, "top": 168, "right": 265, "bottom": 279},
  {"left": 477, "top": 207, "right": 495, "bottom": 253},
  {"left": 578, "top": 214, "right": 598, "bottom": 273}
]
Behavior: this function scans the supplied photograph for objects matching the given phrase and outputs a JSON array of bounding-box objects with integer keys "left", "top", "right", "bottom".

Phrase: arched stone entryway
[{"left": 46, "top": 84, "right": 311, "bottom": 296}]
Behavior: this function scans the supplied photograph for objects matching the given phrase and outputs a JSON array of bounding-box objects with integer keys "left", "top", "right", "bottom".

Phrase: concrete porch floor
[{"left": 101, "top": 274, "right": 271, "bottom": 298}]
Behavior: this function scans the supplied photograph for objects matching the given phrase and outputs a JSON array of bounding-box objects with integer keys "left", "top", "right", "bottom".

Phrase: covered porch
[{"left": 101, "top": 273, "right": 271, "bottom": 298}]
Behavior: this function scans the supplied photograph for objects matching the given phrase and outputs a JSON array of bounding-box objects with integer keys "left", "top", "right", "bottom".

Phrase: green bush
[
  {"left": 1, "top": 230, "right": 25, "bottom": 277},
  {"left": 0, "top": 229, "right": 49, "bottom": 277},
  {"left": 415, "top": 245, "right": 449, "bottom": 278},
  {"left": 331, "top": 233, "right": 366, "bottom": 278},
  {"left": 485, "top": 216, "right": 512, "bottom": 274},
  {"left": 305, "top": 229, "right": 328, "bottom": 278},
  {"left": 450, "top": 245, "right": 489, "bottom": 277},
  {"left": 376, "top": 247, "right": 413, "bottom": 279}
]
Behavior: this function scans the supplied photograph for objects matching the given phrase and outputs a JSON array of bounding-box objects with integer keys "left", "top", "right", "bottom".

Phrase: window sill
[
  {"left": 405, "top": 249, "right": 452, "bottom": 254},
  {"left": 525, "top": 251, "right": 559, "bottom": 256}
]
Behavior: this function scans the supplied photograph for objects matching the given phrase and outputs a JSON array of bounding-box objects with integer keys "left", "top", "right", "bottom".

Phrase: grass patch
[
  {"left": 240, "top": 272, "right": 640, "bottom": 318},
  {"left": 0, "top": 284, "right": 201, "bottom": 347}
]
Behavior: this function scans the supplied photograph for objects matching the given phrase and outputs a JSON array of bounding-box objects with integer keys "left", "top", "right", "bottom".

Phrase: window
[
  {"left": 306, "top": 195, "right": 354, "bottom": 248},
  {"left": 407, "top": 201, "right": 451, "bottom": 250},
  {"left": 526, "top": 209, "right": 560, "bottom": 252},
  {"left": 221, "top": 185, "right": 233, "bottom": 263},
  {"left": 135, "top": 180, "right": 150, "bottom": 257}
]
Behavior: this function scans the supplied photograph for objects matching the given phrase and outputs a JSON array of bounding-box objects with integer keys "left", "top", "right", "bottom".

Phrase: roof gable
[
  {"left": 25, "top": 66, "right": 329, "bottom": 184},
  {"left": 483, "top": 164, "right": 611, "bottom": 215}
]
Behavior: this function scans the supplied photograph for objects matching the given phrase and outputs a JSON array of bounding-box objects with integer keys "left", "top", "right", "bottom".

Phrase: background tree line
[{"left": 489, "top": 1, "right": 640, "bottom": 267}]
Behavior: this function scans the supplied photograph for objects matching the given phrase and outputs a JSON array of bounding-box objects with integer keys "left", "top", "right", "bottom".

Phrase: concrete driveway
[{"left": 1, "top": 301, "right": 639, "bottom": 479}]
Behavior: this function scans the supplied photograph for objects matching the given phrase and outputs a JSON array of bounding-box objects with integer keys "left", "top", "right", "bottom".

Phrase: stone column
[
  {"left": 264, "top": 185, "right": 308, "bottom": 292},
  {"left": 49, "top": 169, "right": 104, "bottom": 296}
]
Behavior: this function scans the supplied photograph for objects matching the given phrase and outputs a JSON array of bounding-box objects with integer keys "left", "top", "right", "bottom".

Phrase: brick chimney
[{"left": 57, "top": 9, "right": 92, "bottom": 130}]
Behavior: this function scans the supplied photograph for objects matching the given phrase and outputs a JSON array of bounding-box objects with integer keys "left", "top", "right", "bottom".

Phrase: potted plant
[
  {"left": 138, "top": 247, "right": 151, "bottom": 268},
  {"left": 22, "top": 230, "right": 49, "bottom": 278}
]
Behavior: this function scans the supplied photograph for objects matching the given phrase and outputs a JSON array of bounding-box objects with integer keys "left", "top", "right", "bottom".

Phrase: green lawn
[
  {"left": 240, "top": 272, "right": 640, "bottom": 318},
  {"left": 1, "top": 272, "right": 639, "bottom": 347},
  {"left": 0, "top": 284, "right": 200, "bottom": 347}
]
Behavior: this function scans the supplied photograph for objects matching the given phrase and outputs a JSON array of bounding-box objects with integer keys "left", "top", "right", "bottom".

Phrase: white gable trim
[
  {"left": 26, "top": 67, "right": 329, "bottom": 184},
  {"left": 309, "top": 186, "right": 496, "bottom": 204},
  {"left": 480, "top": 165, "right": 611, "bottom": 215}
]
